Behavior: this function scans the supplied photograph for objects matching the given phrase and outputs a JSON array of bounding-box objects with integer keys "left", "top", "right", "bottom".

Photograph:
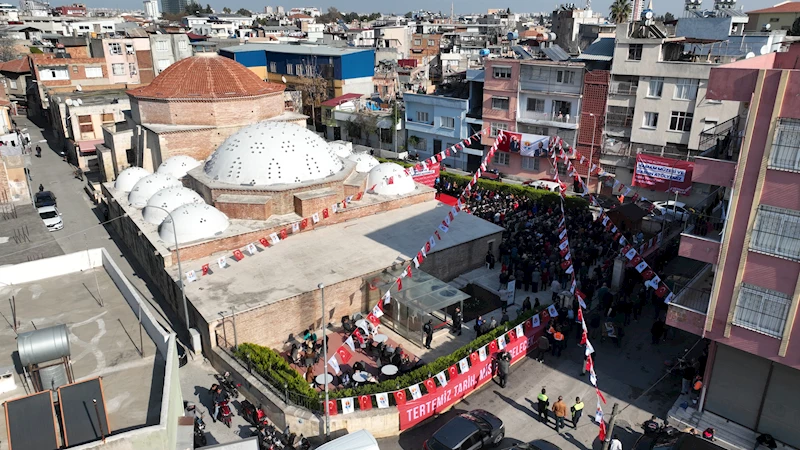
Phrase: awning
[{"left": 77, "top": 139, "right": 103, "bottom": 154}]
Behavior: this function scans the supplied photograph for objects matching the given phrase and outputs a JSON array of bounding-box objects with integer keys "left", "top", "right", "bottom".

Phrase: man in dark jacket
[
  {"left": 453, "top": 307, "right": 463, "bottom": 336},
  {"left": 496, "top": 351, "right": 510, "bottom": 388},
  {"left": 423, "top": 320, "right": 433, "bottom": 349}
]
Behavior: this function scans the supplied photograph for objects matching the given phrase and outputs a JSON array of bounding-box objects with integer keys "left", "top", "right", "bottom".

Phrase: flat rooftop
[
  {"left": 221, "top": 42, "right": 374, "bottom": 56},
  {"left": 0, "top": 264, "right": 161, "bottom": 443},
  {"left": 0, "top": 204, "right": 65, "bottom": 265},
  {"left": 184, "top": 200, "right": 504, "bottom": 321}
]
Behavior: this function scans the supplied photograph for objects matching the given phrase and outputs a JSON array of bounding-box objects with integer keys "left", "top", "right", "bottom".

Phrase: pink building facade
[{"left": 668, "top": 43, "right": 800, "bottom": 446}]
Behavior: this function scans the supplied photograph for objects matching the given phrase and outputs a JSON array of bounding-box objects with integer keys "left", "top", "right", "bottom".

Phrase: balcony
[
  {"left": 678, "top": 214, "right": 724, "bottom": 265},
  {"left": 609, "top": 82, "right": 638, "bottom": 96},
  {"left": 666, "top": 263, "right": 714, "bottom": 336},
  {"left": 693, "top": 156, "right": 736, "bottom": 188},
  {"left": 517, "top": 111, "right": 578, "bottom": 129}
]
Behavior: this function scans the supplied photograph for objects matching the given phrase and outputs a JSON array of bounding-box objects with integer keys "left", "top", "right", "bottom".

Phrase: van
[{"left": 316, "top": 430, "right": 379, "bottom": 450}]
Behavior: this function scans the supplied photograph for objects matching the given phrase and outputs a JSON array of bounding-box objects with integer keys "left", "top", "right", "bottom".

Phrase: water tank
[
  {"left": 507, "top": 31, "right": 518, "bottom": 40},
  {"left": 17, "top": 324, "right": 71, "bottom": 366},
  {"left": 39, "top": 364, "right": 68, "bottom": 401},
  {"left": 479, "top": 48, "right": 490, "bottom": 56}
]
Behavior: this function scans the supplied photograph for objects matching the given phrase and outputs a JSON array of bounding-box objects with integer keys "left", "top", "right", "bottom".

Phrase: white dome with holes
[
  {"left": 330, "top": 141, "right": 353, "bottom": 158},
  {"left": 203, "top": 121, "right": 344, "bottom": 186},
  {"left": 142, "top": 187, "right": 205, "bottom": 225},
  {"left": 156, "top": 155, "right": 201, "bottom": 179},
  {"left": 128, "top": 173, "right": 183, "bottom": 209},
  {"left": 366, "top": 162, "right": 416, "bottom": 196},
  {"left": 114, "top": 167, "right": 151, "bottom": 192},
  {"left": 158, "top": 203, "right": 229, "bottom": 245},
  {"left": 347, "top": 152, "right": 379, "bottom": 173}
]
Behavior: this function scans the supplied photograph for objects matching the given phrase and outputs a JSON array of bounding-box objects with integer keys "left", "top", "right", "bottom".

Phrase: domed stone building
[{"left": 96, "top": 53, "right": 306, "bottom": 182}]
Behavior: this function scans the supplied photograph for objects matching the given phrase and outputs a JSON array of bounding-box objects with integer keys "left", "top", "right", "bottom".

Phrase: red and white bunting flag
[
  {"left": 596, "top": 387, "right": 607, "bottom": 404},
  {"left": 372, "top": 303, "right": 384, "bottom": 318},
  {"left": 405, "top": 266, "right": 412, "bottom": 278},
  {"left": 383, "top": 290, "right": 391, "bottom": 305},
  {"left": 412, "top": 256, "right": 420, "bottom": 268},
  {"left": 396, "top": 278, "right": 403, "bottom": 291},
  {"left": 328, "top": 355, "right": 340, "bottom": 374},
  {"left": 345, "top": 335, "right": 355, "bottom": 352}
]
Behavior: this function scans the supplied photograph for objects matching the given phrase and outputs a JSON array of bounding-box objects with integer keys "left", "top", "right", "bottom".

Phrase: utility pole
[{"left": 601, "top": 403, "right": 620, "bottom": 450}]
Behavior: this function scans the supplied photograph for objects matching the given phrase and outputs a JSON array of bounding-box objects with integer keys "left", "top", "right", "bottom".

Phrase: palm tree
[{"left": 609, "top": 0, "right": 632, "bottom": 23}]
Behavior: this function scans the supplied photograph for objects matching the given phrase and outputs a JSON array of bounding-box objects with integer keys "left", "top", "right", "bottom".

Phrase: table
[
  {"left": 373, "top": 334, "right": 388, "bottom": 343},
  {"left": 381, "top": 364, "right": 398, "bottom": 376},
  {"left": 315, "top": 373, "right": 333, "bottom": 385},
  {"left": 352, "top": 372, "right": 368, "bottom": 383}
]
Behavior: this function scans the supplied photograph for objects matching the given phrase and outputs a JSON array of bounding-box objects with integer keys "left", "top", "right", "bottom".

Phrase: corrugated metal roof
[
  {"left": 221, "top": 42, "right": 373, "bottom": 56},
  {"left": 466, "top": 69, "right": 484, "bottom": 82},
  {"left": 511, "top": 45, "right": 535, "bottom": 60},
  {"left": 575, "top": 37, "right": 615, "bottom": 62},
  {"left": 541, "top": 44, "right": 570, "bottom": 62}
]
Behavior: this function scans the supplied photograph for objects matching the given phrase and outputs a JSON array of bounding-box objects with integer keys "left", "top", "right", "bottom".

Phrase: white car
[
  {"left": 652, "top": 201, "right": 691, "bottom": 222},
  {"left": 38, "top": 206, "right": 63, "bottom": 231}
]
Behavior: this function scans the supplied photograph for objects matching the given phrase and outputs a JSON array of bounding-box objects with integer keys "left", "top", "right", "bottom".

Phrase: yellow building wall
[{"left": 247, "top": 66, "right": 268, "bottom": 80}]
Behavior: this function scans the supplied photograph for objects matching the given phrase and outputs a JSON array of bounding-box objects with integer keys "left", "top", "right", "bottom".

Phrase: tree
[
  {"left": 664, "top": 12, "right": 675, "bottom": 22},
  {"left": 236, "top": 8, "right": 251, "bottom": 16},
  {"left": 404, "top": 11, "right": 413, "bottom": 18},
  {"left": 184, "top": 1, "right": 201, "bottom": 15},
  {"left": 297, "top": 58, "right": 331, "bottom": 127},
  {"left": 790, "top": 16, "right": 800, "bottom": 36},
  {"left": 355, "top": 113, "right": 379, "bottom": 147},
  {"left": 222, "top": 7, "right": 231, "bottom": 13},
  {"left": 203, "top": 4, "right": 212, "bottom": 13},
  {"left": 0, "top": 39, "right": 18, "bottom": 62},
  {"left": 609, "top": 0, "right": 632, "bottom": 24}
]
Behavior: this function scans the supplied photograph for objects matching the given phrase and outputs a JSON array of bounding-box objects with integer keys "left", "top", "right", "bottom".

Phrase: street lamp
[
  {"left": 318, "top": 282, "right": 330, "bottom": 441},
  {"left": 587, "top": 113, "right": 598, "bottom": 194},
  {"left": 150, "top": 205, "right": 190, "bottom": 332}
]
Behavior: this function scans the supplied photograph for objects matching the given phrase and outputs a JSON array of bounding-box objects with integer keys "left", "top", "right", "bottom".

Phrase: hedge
[
  {"left": 233, "top": 305, "right": 547, "bottom": 408},
  {"left": 438, "top": 171, "right": 588, "bottom": 210}
]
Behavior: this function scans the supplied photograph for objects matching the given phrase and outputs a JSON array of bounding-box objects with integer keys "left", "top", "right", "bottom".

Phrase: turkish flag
[
  {"left": 424, "top": 378, "right": 437, "bottom": 394},
  {"left": 613, "top": 232, "right": 622, "bottom": 242},
  {"left": 417, "top": 251, "right": 425, "bottom": 264},
  {"left": 621, "top": 244, "right": 632, "bottom": 256},
  {"left": 425, "top": 241, "right": 431, "bottom": 253},
  {"left": 327, "top": 400, "right": 338, "bottom": 416},
  {"left": 323, "top": 208, "right": 329, "bottom": 219},
  {"left": 233, "top": 249, "right": 244, "bottom": 261},
  {"left": 596, "top": 387, "right": 607, "bottom": 404},
  {"left": 655, "top": 283, "right": 669, "bottom": 298},
  {"left": 507, "top": 329, "right": 516, "bottom": 341},
  {"left": 359, "top": 395, "right": 372, "bottom": 411},
  {"left": 353, "top": 329, "right": 365, "bottom": 345},
  {"left": 642, "top": 268, "right": 655, "bottom": 280},
  {"left": 448, "top": 365, "right": 458, "bottom": 379},
  {"left": 301, "top": 218, "right": 309, "bottom": 229},
  {"left": 393, "top": 390, "right": 407, "bottom": 406},
  {"left": 367, "top": 312, "right": 380, "bottom": 326},
  {"left": 406, "top": 266, "right": 412, "bottom": 278},
  {"left": 280, "top": 228, "right": 288, "bottom": 240},
  {"left": 397, "top": 278, "right": 402, "bottom": 291},
  {"left": 355, "top": 191, "right": 363, "bottom": 201},
  {"left": 599, "top": 418, "right": 607, "bottom": 441},
  {"left": 201, "top": 264, "right": 209, "bottom": 276},
  {"left": 259, "top": 237, "right": 269, "bottom": 247},
  {"left": 469, "top": 352, "right": 479, "bottom": 365},
  {"left": 580, "top": 329, "right": 587, "bottom": 345},
  {"left": 605, "top": 222, "right": 613, "bottom": 232},
  {"left": 489, "top": 340, "right": 498, "bottom": 354},
  {"left": 560, "top": 247, "right": 570, "bottom": 258},
  {"left": 560, "top": 260, "right": 572, "bottom": 271},
  {"left": 336, "top": 347, "right": 352, "bottom": 364},
  {"left": 630, "top": 255, "right": 643, "bottom": 268}
]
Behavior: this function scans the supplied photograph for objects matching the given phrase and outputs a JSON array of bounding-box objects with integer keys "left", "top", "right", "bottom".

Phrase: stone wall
[
  {"left": 134, "top": 93, "right": 284, "bottom": 127},
  {"left": 214, "top": 194, "right": 273, "bottom": 221}
]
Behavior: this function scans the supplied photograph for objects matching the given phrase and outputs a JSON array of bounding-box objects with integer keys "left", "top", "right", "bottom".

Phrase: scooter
[
  {"left": 217, "top": 400, "right": 233, "bottom": 428},
  {"left": 216, "top": 371, "right": 241, "bottom": 398},
  {"left": 241, "top": 400, "right": 269, "bottom": 428},
  {"left": 186, "top": 403, "right": 207, "bottom": 447}
]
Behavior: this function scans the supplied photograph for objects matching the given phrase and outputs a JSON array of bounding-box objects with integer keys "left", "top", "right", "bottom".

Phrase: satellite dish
[
  {"left": 281, "top": 76, "right": 287, "bottom": 83},
  {"left": 760, "top": 45, "right": 769, "bottom": 55},
  {"left": 745, "top": 52, "right": 755, "bottom": 59},
  {"left": 75, "top": 84, "right": 82, "bottom": 91},
  {"left": 645, "top": 10, "right": 654, "bottom": 19},
  {"left": 76, "top": 99, "right": 83, "bottom": 105},
  {"left": 65, "top": 99, "right": 73, "bottom": 106},
  {"left": 764, "top": 23, "right": 771, "bottom": 30}
]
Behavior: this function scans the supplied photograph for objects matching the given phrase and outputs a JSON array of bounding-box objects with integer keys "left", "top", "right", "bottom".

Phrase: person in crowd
[
  {"left": 537, "top": 388, "right": 549, "bottom": 423},
  {"left": 552, "top": 396, "right": 567, "bottom": 431},
  {"left": 453, "top": 307, "right": 463, "bottom": 336},
  {"left": 423, "top": 320, "right": 433, "bottom": 349},
  {"left": 571, "top": 397, "right": 584, "bottom": 428}
]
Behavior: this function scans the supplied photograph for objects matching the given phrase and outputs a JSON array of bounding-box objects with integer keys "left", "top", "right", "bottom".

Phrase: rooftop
[
  {"left": 221, "top": 42, "right": 374, "bottom": 56},
  {"left": 575, "top": 37, "right": 615, "bottom": 62},
  {"left": 182, "top": 199, "right": 504, "bottom": 321},
  {"left": 0, "top": 204, "right": 64, "bottom": 264},
  {"left": 748, "top": 1, "right": 800, "bottom": 14},
  {"left": 321, "top": 93, "right": 363, "bottom": 107},
  {"left": 56, "top": 89, "right": 129, "bottom": 106},
  {"left": 0, "top": 58, "right": 30, "bottom": 74}
]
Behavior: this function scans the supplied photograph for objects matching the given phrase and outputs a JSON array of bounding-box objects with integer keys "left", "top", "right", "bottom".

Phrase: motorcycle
[
  {"left": 186, "top": 403, "right": 207, "bottom": 447},
  {"left": 254, "top": 422, "right": 312, "bottom": 450},
  {"left": 216, "top": 371, "right": 241, "bottom": 398},
  {"left": 217, "top": 400, "right": 233, "bottom": 428},
  {"left": 241, "top": 400, "right": 269, "bottom": 428}
]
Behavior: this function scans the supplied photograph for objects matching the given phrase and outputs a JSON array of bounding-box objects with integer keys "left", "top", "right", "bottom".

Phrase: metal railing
[
  {"left": 609, "top": 82, "right": 638, "bottom": 96},
  {"left": 698, "top": 116, "right": 742, "bottom": 160},
  {"left": 518, "top": 111, "right": 579, "bottom": 124},
  {"left": 671, "top": 264, "right": 713, "bottom": 314}
]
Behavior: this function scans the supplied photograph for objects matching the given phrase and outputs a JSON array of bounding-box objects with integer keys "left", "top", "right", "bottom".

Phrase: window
[
  {"left": 770, "top": 17, "right": 780, "bottom": 22},
  {"left": 416, "top": 111, "right": 429, "bottom": 123},
  {"left": 155, "top": 40, "right": 168, "bottom": 52},
  {"left": 733, "top": 283, "right": 791, "bottom": 338},
  {"left": 414, "top": 39, "right": 421, "bottom": 46},
  {"left": 493, "top": 66, "right": 511, "bottom": 79},
  {"left": 269, "top": 62, "right": 277, "bottom": 72},
  {"left": 72, "top": 65, "right": 78, "bottom": 73},
  {"left": 125, "top": 44, "right": 134, "bottom": 54},
  {"left": 129, "top": 63, "right": 137, "bottom": 75},
  {"left": 491, "top": 97, "right": 509, "bottom": 110},
  {"left": 433, "top": 139, "right": 442, "bottom": 153},
  {"left": 85, "top": 67, "right": 103, "bottom": 78},
  {"left": 642, "top": 112, "right": 658, "bottom": 129},
  {"left": 750, "top": 205, "right": 800, "bottom": 260},
  {"left": 526, "top": 98, "right": 545, "bottom": 112},
  {"left": 669, "top": 111, "right": 693, "bottom": 132},
  {"left": 286, "top": 64, "right": 293, "bottom": 75},
  {"left": 178, "top": 40, "right": 188, "bottom": 51},
  {"left": 493, "top": 152, "right": 510, "bottom": 165},
  {"left": 157, "top": 59, "right": 170, "bottom": 71},
  {"left": 101, "top": 113, "right": 114, "bottom": 123},
  {"left": 108, "top": 42, "right": 121, "bottom": 55},
  {"left": 296, "top": 64, "right": 304, "bottom": 76},
  {"left": 413, "top": 137, "right": 427, "bottom": 150},
  {"left": 769, "top": 118, "right": 800, "bottom": 171},
  {"left": 440, "top": 116, "right": 455, "bottom": 129},
  {"left": 522, "top": 156, "right": 539, "bottom": 170},
  {"left": 628, "top": 44, "right": 643, "bottom": 61},
  {"left": 427, "top": 39, "right": 435, "bottom": 46},
  {"left": 111, "top": 63, "right": 125, "bottom": 75},
  {"left": 647, "top": 77, "right": 663, "bottom": 98},
  {"left": 9, "top": 79, "right": 16, "bottom": 89},
  {"left": 552, "top": 100, "right": 572, "bottom": 117},
  {"left": 556, "top": 70, "right": 575, "bottom": 84},
  {"left": 490, "top": 122, "right": 508, "bottom": 136},
  {"left": 674, "top": 79, "right": 699, "bottom": 100}
]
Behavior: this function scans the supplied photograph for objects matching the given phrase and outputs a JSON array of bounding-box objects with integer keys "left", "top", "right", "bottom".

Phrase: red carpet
[{"left": 438, "top": 194, "right": 458, "bottom": 206}]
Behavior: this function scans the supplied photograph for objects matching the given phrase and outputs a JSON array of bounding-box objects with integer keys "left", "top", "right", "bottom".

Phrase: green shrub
[
  {"left": 234, "top": 343, "right": 320, "bottom": 402},
  {"left": 439, "top": 171, "right": 588, "bottom": 210}
]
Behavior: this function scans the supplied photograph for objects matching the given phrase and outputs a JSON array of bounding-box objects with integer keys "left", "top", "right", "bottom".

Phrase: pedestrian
[
  {"left": 536, "top": 334, "right": 549, "bottom": 363},
  {"left": 475, "top": 315, "right": 485, "bottom": 338},
  {"left": 453, "top": 307, "right": 463, "bottom": 335},
  {"left": 552, "top": 396, "right": 567, "bottom": 431},
  {"left": 571, "top": 397, "right": 584, "bottom": 428},
  {"left": 489, "top": 316, "right": 497, "bottom": 330},
  {"left": 681, "top": 362, "right": 696, "bottom": 395},
  {"left": 643, "top": 415, "right": 660, "bottom": 435},
  {"left": 486, "top": 249, "right": 496, "bottom": 269},
  {"left": 609, "top": 434, "right": 623, "bottom": 450},
  {"left": 496, "top": 350, "right": 510, "bottom": 388},
  {"left": 537, "top": 388, "right": 549, "bottom": 423},
  {"left": 551, "top": 278, "right": 561, "bottom": 303},
  {"left": 532, "top": 267, "right": 541, "bottom": 293},
  {"left": 35, "top": 145, "right": 41, "bottom": 157},
  {"left": 423, "top": 320, "right": 433, "bottom": 349},
  {"left": 552, "top": 328, "right": 564, "bottom": 357},
  {"left": 500, "top": 309, "right": 509, "bottom": 324},
  {"left": 651, "top": 319, "right": 665, "bottom": 345}
]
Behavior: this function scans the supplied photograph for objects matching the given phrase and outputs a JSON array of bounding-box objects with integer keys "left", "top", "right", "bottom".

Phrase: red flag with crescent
[{"left": 359, "top": 395, "right": 372, "bottom": 411}]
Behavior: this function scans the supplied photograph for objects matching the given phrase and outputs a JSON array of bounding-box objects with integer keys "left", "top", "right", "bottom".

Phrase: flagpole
[{"left": 319, "top": 282, "right": 330, "bottom": 441}]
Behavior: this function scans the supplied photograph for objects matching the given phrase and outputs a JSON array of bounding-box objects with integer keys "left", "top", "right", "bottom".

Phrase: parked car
[
  {"left": 633, "top": 432, "right": 725, "bottom": 450},
  {"left": 317, "top": 429, "right": 378, "bottom": 450},
  {"left": 34, "top": 191, "right": 57, "bottom": 208},
  {"left": 480, "top": 169, "right": 502, "bottom": 181},
  {"left": 500, "top": 440, "right": 561, "bottom": 450},
  {"left": 652, "top": 201, "right": 691, "bottom": 222},
  {"left": 38, "top": 206, "right": 63, "bottom": 231},
  {"left": 424, "top": 410, "right": 505, "bottom": 450},
  {"left": 523, "top": 180, "right": 562, "bottom": 193}
]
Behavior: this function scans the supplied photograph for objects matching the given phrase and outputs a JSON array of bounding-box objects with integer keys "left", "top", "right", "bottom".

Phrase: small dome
[
  {"left": 128, "top": 173, "right": 183, "bottom": 209},
  {"left": 330, "top": 141, "right": 353, "bottom": 158},
  {"left": 159, "top": 204, "right": 229, "bottom": 245},
  {"left": 114, "top": 167, "right": 151, "bottom": 193},
  {"left": 203, "top": 121, "right": 344, "bottom": 186},
  {"left": 347, "top": 152, "right": 379, "bottom": 173},
  {"left": 156, "top": 155, "right": 201, "bottom": 179},
  {"left": 367, "top": 163, "right": 416, "bottom": 196},
  {"left": 142, "top": 187, "right": 205, "bottom": 225}
]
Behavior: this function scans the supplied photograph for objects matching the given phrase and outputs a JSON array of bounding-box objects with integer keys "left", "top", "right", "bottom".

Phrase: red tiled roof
[
  {"left": 321, "top": 93, "right": 362, "bottom": 107},
  {"left": 748, "top": 1, "right": 800, "bottom": 14},
  {"left": 127, "top": 55, "right": 284, "bottom": 100},
  {"left": 186, "top": 32, "right": 207, "bottom": 40},
  {"left": 0, "top": 58, "right": 30, "bottom": 74},
  {"left": 289, "top": 13, "right": 312, "bottom": 19}
]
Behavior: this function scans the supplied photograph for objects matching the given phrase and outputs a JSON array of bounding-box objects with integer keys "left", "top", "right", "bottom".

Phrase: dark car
[
  {"left": 480, "top": 169, "right": 502, "bottom": 182},
  {"left": 633, "top": 432, "right": 725, "bottom": 450},
  {"left": 424, "top": 409, "right": 505, "bottom": 450},
  {"left": 34, "top": 191, "right": 57, "bottom": 208},
  {"left": 500, "top": 440, "right": 561, "bottom": 450}
]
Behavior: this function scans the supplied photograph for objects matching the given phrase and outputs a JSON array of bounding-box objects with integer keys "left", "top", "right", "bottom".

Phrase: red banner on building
[
  {"left": 410, "top": 162, "right": 440, "bottom": 187},
  {"left": 397, "top": 322, "right": 543, "bottom": 429},
  {"left": 632, "top": 154, "right": 694, "bottom": 195},
  {"left": 497, "top": 131, "right": 522, "bottom": 153}
]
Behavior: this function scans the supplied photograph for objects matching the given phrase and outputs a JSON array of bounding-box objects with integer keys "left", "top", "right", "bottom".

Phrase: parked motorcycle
[
  {"left": 186, "top": 403, "right": 207, "bottom": 447},
  {"left": 217, "top": 400, "right": 233, "bottom": 428},
  {"left": 241, "top": 400, "right": 269, "bottom": 428},
  {"left": 216, "top": 371, "right": 241, "bottom": 398}
]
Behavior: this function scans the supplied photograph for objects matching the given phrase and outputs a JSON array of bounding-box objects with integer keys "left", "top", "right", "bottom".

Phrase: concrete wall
[{"left": 132, "top": 92, "right": 285, "bottom": 127}]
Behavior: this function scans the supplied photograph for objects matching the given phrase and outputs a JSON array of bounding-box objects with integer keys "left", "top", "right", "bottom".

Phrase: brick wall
[
  {"left": 135, "top": 92, "right": 284, "bottom": 127},
  {"left": 136, "top": 50, "right": 155, "bottom": 84},
  {"left": 157, "top": 126, "right": 240, "bottom": 164},
  {"left": 215, "top": 195, "right": 273, "bottom": 220},
  {"left": 574, "top": 69, "right": 609, "bottom": 178},
  {"left": 294, "top": 189, "right": 341, "bottom": 218}
]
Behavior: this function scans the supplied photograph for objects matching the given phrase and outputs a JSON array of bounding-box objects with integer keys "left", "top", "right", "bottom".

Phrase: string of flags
[{"left": 181, "top": 128, "right": 491, "bottom": 283}]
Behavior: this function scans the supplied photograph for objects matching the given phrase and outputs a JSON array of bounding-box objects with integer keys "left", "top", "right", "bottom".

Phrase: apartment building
[
  {"left": 666, "top": 42, "right": 800, "bottom": 449},
  {"left": 28, "top": 54, "right": 109, "bottom": 116},
  {"left": 410, "top": 33, "right": 442, "bottom": 64},
  {"left": 745, "top": 1, "right": 800, "bottom": 31},
  {"left": 149, "top": 33, "right": 192, "bottom": 75},
  {"left": 482, "top": 57, "right": 584, "bottom": 180},
  {"left": 0, "top": 58, "right": 31, "bottom": 112},
  {"left": 89, "top": 37, "right": 154, "bottom": 85}
]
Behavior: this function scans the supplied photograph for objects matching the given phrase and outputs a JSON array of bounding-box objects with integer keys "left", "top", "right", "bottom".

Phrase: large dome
[
  {"left": 347, "top": 152, "right": 379, "bottom": 173},
  {"left": 159, "top": 204, "right": 230, "bottom": 245},
  {"left": 142, "top": 187, "right": 205, "bottom": 225},
  {"left": 114, "top": 167, "right": 151, "bottom": 193},
  {"left": 330, "top": 141, "right": 353, "bottom": 158},
  {"left": 128, "top": 173, "right": 183, "bottom": 209},
  {"left": 203, "top": 121, "right": 345, "bottom": 186},
  {"left": 367, "top": 163, "right": 416, "bottom": 196},
  {"left": 126, "top": 55, "right": 284, "bottom": 100},
  {"left": 156, "top": 155, "right": 201, "bottom": 179}
]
